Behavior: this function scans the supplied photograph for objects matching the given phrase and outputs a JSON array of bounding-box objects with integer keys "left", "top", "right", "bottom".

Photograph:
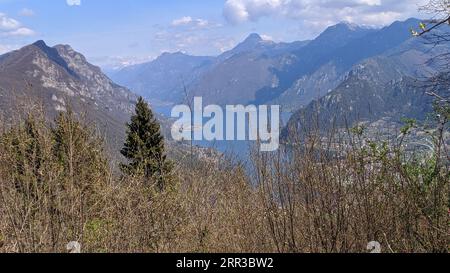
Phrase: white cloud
[
  {"left": 151, "top": 16, "right": 225, "bottom": 55},
  {"left": 6, "top": 27, "right": 35, "bottom": 36},
  {"left": 223, "top": 0, "right": 426, "bottom": 27},
  {"left": 0, "top": 13, "right": 21, "bottom": 30},
  {"left": 172, "top": 16, "right": 194, "bottom": 26},
  {"left": 0, "top": 13, "right": 35, "bottom": 37},
  {"left": 66, "top": 0, "right": 81, "bottom": 6},
  {"left": 224, "top": 0, "right": 284, "bottom": 24},
  {"left": 171, "top": 16, "right": 213, "bottom": 29},
  {"left": 152, "top": 29, "right": 235, "bottom": 56}
]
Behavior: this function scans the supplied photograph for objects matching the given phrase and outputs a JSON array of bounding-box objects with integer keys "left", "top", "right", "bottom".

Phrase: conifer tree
[{"left": 121, "top": 97, "right": 171, "bottom": 189}]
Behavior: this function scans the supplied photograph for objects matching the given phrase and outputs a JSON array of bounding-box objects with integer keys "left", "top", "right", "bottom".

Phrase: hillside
[
  {"left": 283, "top": 35, "right": 448, "bottom": 140},
  {"left": 0, "top": 40, "right": 137, "bottom": 155}
]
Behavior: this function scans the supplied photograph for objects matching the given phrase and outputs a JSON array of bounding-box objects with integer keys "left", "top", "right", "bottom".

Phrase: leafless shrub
[{"left": 0, "top": 107, "right": 447, "bottom": 253}]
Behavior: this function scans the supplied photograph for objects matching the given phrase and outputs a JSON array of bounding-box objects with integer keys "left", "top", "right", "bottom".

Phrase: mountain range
[
  {"left": 284, "top": 24, "right": 449, "bottom": 139},
  {"left": 110, "top": 18, "right": 430, "bottom": 111},
  {"left": 0, "top": 41, "right": 217, "bottom": 161},
  {"left": 111, "top": 18, "right": 447, "bottom": 144},
  {"left": 0, "top": 18, "right": 445, "bottom": 158}
]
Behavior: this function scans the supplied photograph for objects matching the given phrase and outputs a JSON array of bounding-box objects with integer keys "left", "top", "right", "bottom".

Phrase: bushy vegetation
[{"left": 0, "top": 100, "right": 447, "bottom": 253}]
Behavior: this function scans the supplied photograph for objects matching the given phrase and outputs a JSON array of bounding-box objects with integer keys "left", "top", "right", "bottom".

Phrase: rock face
[{"left": 0, "top": 40, "right": 138, "bottom": 152}]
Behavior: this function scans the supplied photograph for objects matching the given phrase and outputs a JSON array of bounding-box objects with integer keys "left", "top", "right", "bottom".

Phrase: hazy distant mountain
[
  {"left": 221, "top": 33, "right": 271, "bottom": 57},
  {"left": 269, "top": 19, "right": 424, "bottom": 109},
  {"left": 110, "top": 17, "right": 436, "bottom": 138},
  {"left": 283, "top": 34, "right": 445, "bottom": 138},
  {"left": 216, "top": 33, "right": 300, "bottom": 61},
  {"left": 0, "top": 40, "right": 137, "bottom": 152},
  {"left": 111, "top": 33, "right": 310, "bottom": 106},
  {"left": 185, "top": 23, "right": 376, "bottom": 106},
  {"left": 111, "top": 52, "right": 215, "bottom": 104},
  {"left": 192, "top": 20, "right": 423, "bottom": 107},
  {"left": 179, "top": 33, "right": 312, "bottom": 105},
  {"left": 112, "top": 19, "right": 423, "bottom": 110}
]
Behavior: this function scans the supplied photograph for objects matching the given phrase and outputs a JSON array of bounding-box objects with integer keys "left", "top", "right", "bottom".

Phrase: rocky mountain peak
[
  {"left": 314, "top": 21, "right": 372, "bottom": 45},
  {"left": 27, "top": 40, "right": 75, "bottom": 77},
  {"left": 334, "top": 21, "right": 363, "bottom": 31},
  {"left": 244, "top": 33, "right": 263, "bottom": 43},
  {"left": 32, "top": 40, "right": 49, "bottom": 49},
  {"left": 53, "top": 43, "right": 103, "bottom": 79},
  {"left": 220, "top": 33, "right": 273, "bottom": 58},
  {"left": 158, "top": 51, "right": 190, "bottom": 61}
]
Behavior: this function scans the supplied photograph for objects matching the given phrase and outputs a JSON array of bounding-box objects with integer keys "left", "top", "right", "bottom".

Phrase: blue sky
[{"left": 0, "top": 0, "right": 427, "bottom": 69}]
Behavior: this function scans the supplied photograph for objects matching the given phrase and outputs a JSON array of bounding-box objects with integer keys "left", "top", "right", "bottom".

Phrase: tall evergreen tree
[{"left": 121, "top": 97, "right": 171, "bottom": 189}]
